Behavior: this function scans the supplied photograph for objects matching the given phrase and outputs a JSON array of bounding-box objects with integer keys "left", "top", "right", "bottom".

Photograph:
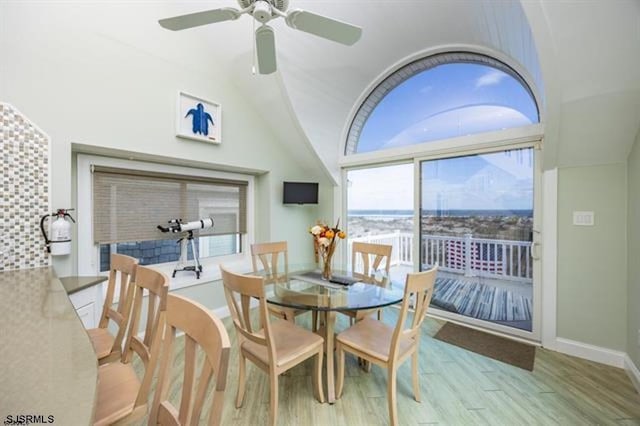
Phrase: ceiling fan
[{"left": 159, "top": 0, "right": 362, "bottom": 75}]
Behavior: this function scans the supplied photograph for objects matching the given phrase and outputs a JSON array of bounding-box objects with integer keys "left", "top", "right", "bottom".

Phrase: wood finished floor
[{"left": 133, "top": 308, "right": 640, "bottom": 425}]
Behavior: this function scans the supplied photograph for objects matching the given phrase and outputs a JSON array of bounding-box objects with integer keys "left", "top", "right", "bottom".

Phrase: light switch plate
[{"left": 573, "top": 211, "right": 594, "bottom": 226}]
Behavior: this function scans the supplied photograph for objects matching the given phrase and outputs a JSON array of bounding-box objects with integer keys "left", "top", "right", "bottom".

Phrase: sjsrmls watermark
[{"left": 3, "top": 415, "right": 54, "bottom": 425}]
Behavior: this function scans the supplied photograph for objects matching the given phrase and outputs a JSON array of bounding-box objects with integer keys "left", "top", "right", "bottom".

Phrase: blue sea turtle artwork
[{"left": 185, "top": 103, "right": 215, "bottom": 137}]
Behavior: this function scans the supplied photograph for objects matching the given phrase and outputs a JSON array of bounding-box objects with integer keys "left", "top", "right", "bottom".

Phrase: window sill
[
  {"left": 106, "top": 253, "right": 253, "bottom": 304},
  {"left": 153, "top": 254, "right": 253, "bottom": 291}
]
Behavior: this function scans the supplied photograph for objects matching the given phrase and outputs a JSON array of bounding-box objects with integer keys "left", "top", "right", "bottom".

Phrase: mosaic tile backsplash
[{"left": 0, "top": 103, "right": 50, "bottom": 271}]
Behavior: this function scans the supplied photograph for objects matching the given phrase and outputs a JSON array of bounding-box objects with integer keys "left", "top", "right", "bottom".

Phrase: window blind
[{"left": 92, "top": 166, "right": 248, "bottom": 244}]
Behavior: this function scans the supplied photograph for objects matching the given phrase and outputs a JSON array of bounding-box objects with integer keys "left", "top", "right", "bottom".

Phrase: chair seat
[
  {"left": 87, "top": 327, "right": 115, "bottom": 359},
  {"left": 242, "top": 319, "right": 324, "bottom": 368},
  {"left": 94, "top": 362, "right": 141, "bottom": 426},
  {"left": 336, "top": 318, "right": 413, "bottom": 363}
]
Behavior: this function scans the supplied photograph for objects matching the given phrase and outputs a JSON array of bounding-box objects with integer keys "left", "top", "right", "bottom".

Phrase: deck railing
[{"left": 348, "top": 232, "right": 532, "bottom": 282}]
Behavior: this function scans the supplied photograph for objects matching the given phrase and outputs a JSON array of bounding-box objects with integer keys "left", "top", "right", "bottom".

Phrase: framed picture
[{"left": 176, "top": 91, "right": 222, "bottom": 144}]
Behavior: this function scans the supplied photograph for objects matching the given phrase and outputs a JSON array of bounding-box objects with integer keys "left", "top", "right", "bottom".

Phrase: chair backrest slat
[
  {"left": 223, "top": 285, "right": 265, "bottom": 346},
  {"left": 251, "top": 241, "right": 288, "bottom": 283},
  {"left": 352, "top": 242, "right": 392, "bottom": 277},
  {"left": 98, "top": 254, "right": 139, "bottom": 356},
  {"left": 192, "top": 361, "right": 214, "bottom": 425},
  {"left": 240, "top": 294, "right": 254, "bottom": 333},
  {"left": 114, "top": 265, "right": 169, "bottom": 414},
  {"left": 412, "top": 279, "right": 435, "bottom": 330},
  {"left": 389, "top": 266, "right": 438, "bottom": 361},
  {"left": 221, "top": 266, "right": 277, "bottom": 364},
  {"left": 179, "top": 334, "right": 197, "bottom": 424},
  {"left": 124, "top": 265, "right": 168, "bottom": 365},
  {"left": 150, "top": 294, "right": 231, "bottom": 426},
  {"left": 153, "top": 328, "right": 177, "bottom": 423}
]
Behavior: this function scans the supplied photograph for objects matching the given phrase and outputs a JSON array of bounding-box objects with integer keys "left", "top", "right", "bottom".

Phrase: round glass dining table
[{"left": 252, "top": 264, "right": 405, "bottom": 403}]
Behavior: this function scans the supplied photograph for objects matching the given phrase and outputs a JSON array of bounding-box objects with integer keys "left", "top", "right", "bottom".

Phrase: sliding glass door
[
  {"left": 344, "top": 148, "right": 540, "bottom": 340},
  {"left": 346, "top": 163, "right": 414, "bottom": 281},
  {"left": 419, "top": 148, "right": 538, "bottom": 336}
]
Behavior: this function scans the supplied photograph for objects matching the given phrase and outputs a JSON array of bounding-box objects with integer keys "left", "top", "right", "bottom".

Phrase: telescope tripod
[{"left": 172, "top": 230, "right": 203, "bottom": 279}]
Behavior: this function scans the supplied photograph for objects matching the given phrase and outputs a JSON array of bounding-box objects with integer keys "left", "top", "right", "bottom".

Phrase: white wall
[
  {"left": 522, "top": 0, "right": 639, "bottom": 360},
  {"left": 0, "top": 2, "right": 333, "bottom": 279},
  {"left": 627, "top": 131, "right": 640, "bottom": 370},
  {"left": 557, "top": 164, "right": 627, "bottom": 351},
  {"left": 522, "top": 0, "right": 640, "bottom": 170}
]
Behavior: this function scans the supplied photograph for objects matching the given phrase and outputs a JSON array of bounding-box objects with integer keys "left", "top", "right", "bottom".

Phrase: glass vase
[{"left": 321, "top": 254, "right": 333, "bottom": 281}]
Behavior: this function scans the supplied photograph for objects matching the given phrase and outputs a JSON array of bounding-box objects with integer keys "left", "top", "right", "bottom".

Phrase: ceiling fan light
[
  {"left": 253, "top": 1, "right": 272, "bottom": 23},
  {"left": 238, "top": 0, "right": 289, "bottom": 13}
]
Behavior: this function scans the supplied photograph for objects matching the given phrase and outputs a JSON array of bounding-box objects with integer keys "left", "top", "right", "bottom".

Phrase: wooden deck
[
  {"left": 132, "top": 309, "right": 640, "bottom": 425},
  {"left": 390, "top": 266, "right": 533, "bottom": 331},
  {"left": 432, "top": 277, "right": 532, "bottom": 322}
]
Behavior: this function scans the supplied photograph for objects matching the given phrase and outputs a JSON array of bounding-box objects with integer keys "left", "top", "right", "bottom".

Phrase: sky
[
  {"left": 347, "top": 149, "right": 533, "bottom": 211},
  {"left": 356, "top": 63, "right": 539, "bottom": 154},
  {"left": 347, "top": 62, "right": 536, "bottom": 212},
  {"left": 347, "top": 163, "right": 414, "bottom": 210}
]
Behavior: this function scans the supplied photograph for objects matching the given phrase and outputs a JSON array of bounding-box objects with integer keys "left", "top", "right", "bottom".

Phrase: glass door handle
[{"left": 531, "top": 241, "right": 541, "bottom": 260}]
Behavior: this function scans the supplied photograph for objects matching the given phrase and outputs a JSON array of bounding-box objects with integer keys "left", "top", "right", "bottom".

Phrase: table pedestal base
[{"left": 314, "top": 311, "right": 337, "bottom": 403}]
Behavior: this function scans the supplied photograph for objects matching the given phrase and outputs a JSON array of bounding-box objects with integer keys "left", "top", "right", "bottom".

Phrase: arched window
[{"left": 345, "top": 52, "right": 539, "bottom": 155}]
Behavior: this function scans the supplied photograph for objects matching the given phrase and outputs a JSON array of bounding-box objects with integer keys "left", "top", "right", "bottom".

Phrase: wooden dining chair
[
  {"left": 149, "top": 294, "right": 231, "bottom": 426},
  {"left": 220, "top": 265, "right": 325, "bottom": 426},
  {"left": 251, "top": 241, "right": 308, "bottom": 325},
  {"left": 340, "top": 242, "right": 393, "bottom": 324},
  {"left": 352, "top": 241, "right": 393, "bottom": 277},
  {"left": 87, "top": 253, "right": 139, "bottom": 364},
  {"left": 335, "top": 266, "right": 438, "bottom": 426},
  {"left": 93, "top": 266, "right": 169, "bottom": 426}
]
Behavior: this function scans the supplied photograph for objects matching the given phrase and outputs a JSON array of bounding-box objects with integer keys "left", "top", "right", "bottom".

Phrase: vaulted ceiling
[
  {"left": 188, "top": 0, "right": 639, "bottom": 182},
  {"left": 6, "top": 0, "right": 640, "bottom": 183}
]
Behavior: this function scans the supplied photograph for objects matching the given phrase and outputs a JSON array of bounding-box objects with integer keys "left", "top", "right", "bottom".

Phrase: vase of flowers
[{"left": 310, "top": 220, "right": 346, "bottom": 280}]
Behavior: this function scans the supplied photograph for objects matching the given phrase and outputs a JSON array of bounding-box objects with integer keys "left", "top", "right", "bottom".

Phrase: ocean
[{"left": 348, "top": 209, "right": 533, "bottom": 218}]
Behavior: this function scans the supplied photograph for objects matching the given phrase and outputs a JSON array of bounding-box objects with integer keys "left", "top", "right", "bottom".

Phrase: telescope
[
  {"left": 156, "top": 217, "right": 214, "bottom": 279},
  {"left": 157, "top": 217, "right": 214, "bottom": 233}
]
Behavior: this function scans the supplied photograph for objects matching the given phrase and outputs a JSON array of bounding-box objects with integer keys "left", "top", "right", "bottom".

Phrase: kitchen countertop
[
  {"left": 60, "top": 275, "right": 108, "bottom": 295},
  {"left": 0, "top": 267, "right": 97, "bottom": 424}
]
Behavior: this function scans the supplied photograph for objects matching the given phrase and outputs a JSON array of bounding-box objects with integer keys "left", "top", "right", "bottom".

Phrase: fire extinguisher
[{"left": 40, "top": 209, "right": 75, "bottom": 256}]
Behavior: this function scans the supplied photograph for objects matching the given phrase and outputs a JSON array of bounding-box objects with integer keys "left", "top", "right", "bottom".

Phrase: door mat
[{"left": 434, "top": 322, "right": 536, "bottom": 371}]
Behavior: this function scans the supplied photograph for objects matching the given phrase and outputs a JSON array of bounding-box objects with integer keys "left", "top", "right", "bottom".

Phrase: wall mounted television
[{"left": 283, "top": 181, "right": 318, "bottom": 204}]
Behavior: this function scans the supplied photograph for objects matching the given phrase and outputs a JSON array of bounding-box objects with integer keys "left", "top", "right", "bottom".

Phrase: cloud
[
  {"left": 383, "top": 105, "right": 532, "bottom": 149},
  {"left": 475, "top": 70, "right": 507, "bottom": 88},
  {"left": 419, "top": 85, "right": 433, "bottom": 94}
]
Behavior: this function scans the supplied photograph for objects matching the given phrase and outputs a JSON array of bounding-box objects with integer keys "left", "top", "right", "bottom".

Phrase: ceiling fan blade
[
  {"left": 285, "top": 9, "right": 362, "bottom": 46},
  {"left": 159, "top": 8, "right": 240, "bottom": 31},
  {"left": 256, "top": 25, "right": 277, "bottom": 75}
]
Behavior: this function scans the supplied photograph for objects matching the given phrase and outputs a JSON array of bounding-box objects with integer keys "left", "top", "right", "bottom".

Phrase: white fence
[{"left": 348, "top": 231, "right": 532, "bottom": 282}]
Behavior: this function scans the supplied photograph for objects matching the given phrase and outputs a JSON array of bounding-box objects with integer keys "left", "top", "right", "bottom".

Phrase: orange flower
[
  {"left": 325, "top": 230, "right": 335, "bottom": 239},
  {"left": 337, "top": 231, "right": 346, "bottom": 239}
]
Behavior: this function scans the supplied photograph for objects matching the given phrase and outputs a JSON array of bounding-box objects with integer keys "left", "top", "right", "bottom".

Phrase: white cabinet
[
  {"left": 68, "top": 282, "right": 104, "bottom": 329},
  {"left": 75, "top": 302, "right": 96, "bottom": 328}
]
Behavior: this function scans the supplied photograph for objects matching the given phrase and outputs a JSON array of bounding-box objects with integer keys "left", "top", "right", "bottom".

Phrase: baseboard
[
  {"left": 624, "top": 354, "right": 640, "bottom": 394},
  {"left": 555, "top": 337, "right": 626, "bottom": 368}
]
